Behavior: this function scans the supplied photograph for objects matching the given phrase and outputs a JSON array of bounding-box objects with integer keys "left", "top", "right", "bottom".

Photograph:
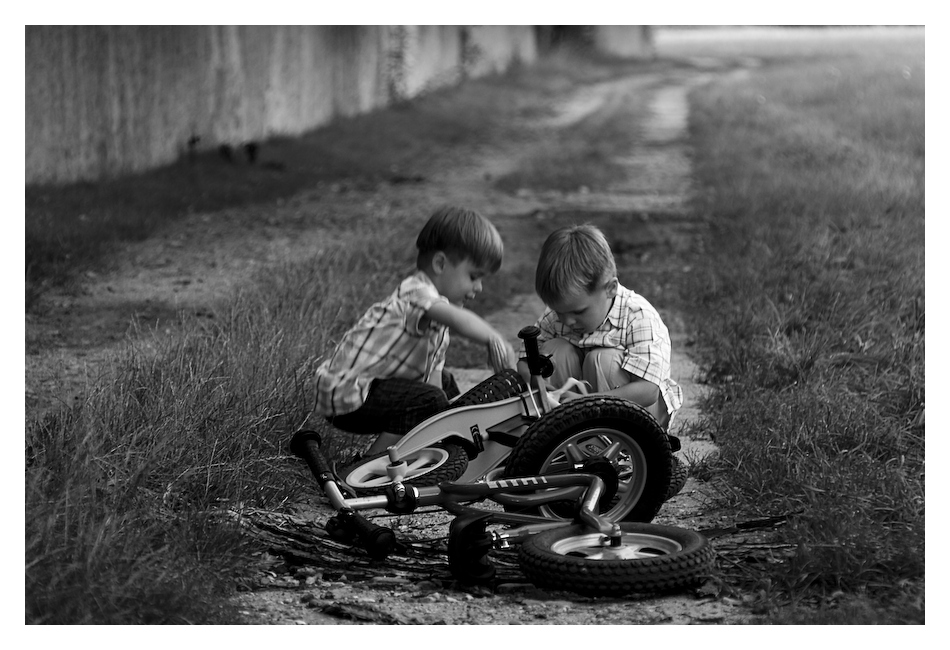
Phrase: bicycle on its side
[{"left": 290, "top": 326, "right": 712, "bottom": 595}]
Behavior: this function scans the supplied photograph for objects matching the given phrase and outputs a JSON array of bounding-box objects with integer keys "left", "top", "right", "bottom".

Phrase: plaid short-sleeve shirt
[
  {"left": 535, "top": 283, "right": 683, "bottom": 416},
  {"left": 315, "top": 271, "right": 450, "bottom": 417}
]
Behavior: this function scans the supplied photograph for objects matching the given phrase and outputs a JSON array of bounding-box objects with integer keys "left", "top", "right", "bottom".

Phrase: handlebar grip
[
  {"left": 338, "top": 509, "right": 397, "bottom": 560},
  {"left": 289, "top": 430, "right": 333, "bottom": 484},
  {"left": 518, "top": 325, "right": 553, "bottom": 378}
]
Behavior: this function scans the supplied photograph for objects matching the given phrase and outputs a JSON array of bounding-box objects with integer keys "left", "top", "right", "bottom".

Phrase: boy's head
[
  {"left": 417, "top": 206, "right": 503, "bottom": 305},
  {"left": 535, "top": 224, "right": 619, "bottom": 334},
  {"left": 416, "top": 206, "right": 503, "bottom": 273}
]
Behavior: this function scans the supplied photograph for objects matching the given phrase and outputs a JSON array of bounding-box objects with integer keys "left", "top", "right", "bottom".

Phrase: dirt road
[{"left": 26, "top": 58, "right": 767, "bottom": 624}]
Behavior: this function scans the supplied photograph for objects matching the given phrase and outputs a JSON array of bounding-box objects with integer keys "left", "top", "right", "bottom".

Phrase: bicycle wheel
[
  {"left": 518, "top": 522, "right": 714, "bottom": 596},
  {"left": 452, "top": 369, "right": 527, "bottom": 407},
  {"left": 666, "top": 456, "right": 688, "bottom": 501},
  {"left": 339, "top": 443, "right": 468, "bottom": 495},
  {"left": 503, "top": 396, "right": 671, "bottom": 523}
]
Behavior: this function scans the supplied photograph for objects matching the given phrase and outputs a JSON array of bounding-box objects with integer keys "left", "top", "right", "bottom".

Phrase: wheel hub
[{"left": 578, "top": 456, "right": 619, "bottom": 509}]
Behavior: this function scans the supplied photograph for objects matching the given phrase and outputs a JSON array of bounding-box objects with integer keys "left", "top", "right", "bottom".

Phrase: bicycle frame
[
  {"left": 290, "top": 428, "right": 623, "bottom": 563},
  {"left": 373, "top": 325, "right": 558, "bottom": 484},
  {"left": 383, "top": 385, "right": 547, "bottom": 483},
  {"left": 289, "top": 327, "right": 698, "bottom": 589}
]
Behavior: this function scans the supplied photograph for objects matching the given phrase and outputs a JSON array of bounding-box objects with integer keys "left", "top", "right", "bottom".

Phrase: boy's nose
[{"left": 474, "top": 279, "right": 483, "bottom": 293}]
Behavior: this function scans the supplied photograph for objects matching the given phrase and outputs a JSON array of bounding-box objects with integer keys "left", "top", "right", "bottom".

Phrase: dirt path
[{"left": 26, "top": 61, "right": 766, "bottom": 624}]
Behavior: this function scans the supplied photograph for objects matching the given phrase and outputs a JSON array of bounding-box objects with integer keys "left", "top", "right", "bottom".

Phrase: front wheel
[
  {"left": 503, "top": 396, "right": 672, "bottom": 523},
  {"left": 339, "top": 443, "right": 468, "bottom": 495},
  {"left": 518, "top": 522, "right": 714, "bottom": 596}
]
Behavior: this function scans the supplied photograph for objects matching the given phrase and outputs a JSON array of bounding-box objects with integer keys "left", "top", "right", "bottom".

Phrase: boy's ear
[
  {"left": 430, "top": 251, "right": 447, "bottom": 275},
  {"left": 605, "top": 276, "right": 619, "bottom": 299}
]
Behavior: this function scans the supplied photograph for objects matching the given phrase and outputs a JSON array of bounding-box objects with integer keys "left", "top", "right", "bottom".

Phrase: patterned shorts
[{"left": 328, "top": 370, "right": 460, "bottom": 436}]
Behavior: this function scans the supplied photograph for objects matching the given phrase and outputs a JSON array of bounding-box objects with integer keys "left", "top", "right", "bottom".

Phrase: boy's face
[
  {"left": 434, "top": 255, "right": 488, "bottom": 305},
  {"left": 547, "top": 278, "right": 618, "bottom": 335}
]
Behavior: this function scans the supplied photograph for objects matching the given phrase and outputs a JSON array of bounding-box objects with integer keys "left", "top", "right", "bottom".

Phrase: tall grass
[
  {"left": 661, "top": 28, "right": 924, "bottom": 620},
  {"left": 25, "top": 219, "right": 419, "bottom": 623}
]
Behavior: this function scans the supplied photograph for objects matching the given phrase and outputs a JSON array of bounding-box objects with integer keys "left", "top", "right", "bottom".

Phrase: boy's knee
[
  {"left": 582, "top": 347, "right": 627, "bottom": 392},
  {"left": 541, "top": 338, "right": 582, "bottom": 383},
  {"left": 582, "top": 347, "right": 624, "bottom": 370},
  {"left": 541, "top": 337, "right": 577, "bottom": 358}
]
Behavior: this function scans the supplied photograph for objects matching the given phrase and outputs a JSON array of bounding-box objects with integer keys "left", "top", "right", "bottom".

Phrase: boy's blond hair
[
  {"left": 535, "top": 224, "right": 617, "bottom": 304},
  {"left": 416, "top": 205, "right": 503, "bottom": 272}
]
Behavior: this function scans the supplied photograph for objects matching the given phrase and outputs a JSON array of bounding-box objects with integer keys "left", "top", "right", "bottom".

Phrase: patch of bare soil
[{"left": 26, "top": 60, "right": 776, "bottom": 624}]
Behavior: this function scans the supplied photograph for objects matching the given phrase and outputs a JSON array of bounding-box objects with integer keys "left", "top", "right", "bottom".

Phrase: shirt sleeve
[
  {"left": 620, "top": 316, "right": 666, "bottom": 386},
  {"left": 402, "top": 278, "right": 447, "bottom": 336}
]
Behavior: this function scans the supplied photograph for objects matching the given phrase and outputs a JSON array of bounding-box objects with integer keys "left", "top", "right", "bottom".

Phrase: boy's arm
[
  {"left": 561, "top": 375, "right": 659, "bottom": 406},
  {"left": 614, "top": 376, "right": 660, "bottom": 405},
  {"left": 426, "top": 301, "right": 515, "bottom": 373}
]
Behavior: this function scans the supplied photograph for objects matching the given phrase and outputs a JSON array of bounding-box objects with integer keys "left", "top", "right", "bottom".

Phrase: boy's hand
[
  {"left": 487, "top": 335, "right": 516, "bottom": 373},
  {"left": 557, "top": 390, "right": 584, "bottom": 403},
  {"left": 424, "top": 301, "right": 515, "bottom": 372}
]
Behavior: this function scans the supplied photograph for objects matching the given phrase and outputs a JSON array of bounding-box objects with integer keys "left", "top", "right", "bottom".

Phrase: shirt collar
[{"left": 603, "top": 283, "right": 626, "bottom": 328}]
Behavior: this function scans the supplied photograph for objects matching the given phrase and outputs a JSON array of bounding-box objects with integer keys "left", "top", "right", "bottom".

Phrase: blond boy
[{"left": 520, "top": 224, "right": 682, "bottom": 428}]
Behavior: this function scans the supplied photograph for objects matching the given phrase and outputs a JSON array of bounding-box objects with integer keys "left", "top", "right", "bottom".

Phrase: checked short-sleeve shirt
[
  {"left": 315, "top": 271, "right": 450, "bottom": 417},
  {"left": 535, "top": 283, "right": 683, "bottom": 416}
]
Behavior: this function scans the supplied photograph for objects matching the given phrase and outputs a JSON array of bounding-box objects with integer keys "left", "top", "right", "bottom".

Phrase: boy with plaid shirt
[
  {"left": 520, "top": 224, "right": 682, "bottom": 429},
  {"left": 315, "top": 206, "right": 515, "bottom": 454}
]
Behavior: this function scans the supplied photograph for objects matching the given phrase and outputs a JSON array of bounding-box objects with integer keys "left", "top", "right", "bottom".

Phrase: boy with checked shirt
[
  {"left": 315, "top": 206, "right": 515, "bottom": 455},
  {"left": 519, "top": 224, "right": 682, "bottom": 429}
]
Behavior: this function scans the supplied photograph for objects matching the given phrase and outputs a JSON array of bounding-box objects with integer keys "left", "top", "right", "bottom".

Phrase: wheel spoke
[
  {"left": 405, "top": 456, "right": 434, "bottom": 473},
  {"left": 360, "top": 473, "right": 392, "bottom": 487},
  {"left": 599, "top": 441, "right": 623, "bottom": 462},
  {"left": 614, "top": 480, "right": 633, "bottom": 495},
  {"left": 564, "top": 443, "right": 587, "bottom": 465}
]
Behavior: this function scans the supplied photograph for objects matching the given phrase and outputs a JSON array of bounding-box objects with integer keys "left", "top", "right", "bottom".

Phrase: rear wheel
[
  {"left": 666, "top": 456, "right": 688, "bottom": 501},
  {"left": 504, "top": 396, "right": 672, "bottom": 523},
  {"left": 518, "top": 522, "right": 714, "bottom": 596}
]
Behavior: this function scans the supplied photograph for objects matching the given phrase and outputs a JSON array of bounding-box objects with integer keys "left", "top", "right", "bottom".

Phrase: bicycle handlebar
[
  {"left": 290, "top": 429, "right": 397, "bottom": 559},
  {"left": 518, "top": 326, "right": 554, "bottom": 378}
]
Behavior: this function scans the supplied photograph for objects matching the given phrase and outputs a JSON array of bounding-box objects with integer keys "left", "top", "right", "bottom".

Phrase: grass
[
  {"left": 25, "top": 224, "right": 421, "bottom": 623},
  {"left": 658, "top": 27, "right": 925, "bottom": 622}
]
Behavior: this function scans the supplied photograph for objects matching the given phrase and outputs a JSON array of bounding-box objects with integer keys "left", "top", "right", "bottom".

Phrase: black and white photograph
[{"left": 22, "top": 9, "right": 930, "bottom": 629}]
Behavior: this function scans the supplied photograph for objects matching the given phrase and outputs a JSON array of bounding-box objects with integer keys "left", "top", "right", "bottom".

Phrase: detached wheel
[
  {"left": 504, "top": 396, "right": 672, "bottom": 523},
  {"left": 340, "top": 443, "right": 468, "bottom": 496},
  {"left": 518, "top": 522, "right": 714, "bottom": 596},
  {"left": 452, "top": 369, "right": 527, "bottom": 407}
]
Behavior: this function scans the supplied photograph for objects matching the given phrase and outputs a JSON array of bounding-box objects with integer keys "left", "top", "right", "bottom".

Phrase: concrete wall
[
  {"left": 592, "top": 26, "right": 656, "bottom": 59},
  {"left": 25, "top": 25, "right": 538, "bottom": 185}
]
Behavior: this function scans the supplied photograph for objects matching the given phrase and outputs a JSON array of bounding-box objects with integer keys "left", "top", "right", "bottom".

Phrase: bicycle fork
[{"left": 290, "top": 429, "right": 399, "bottom": 559}]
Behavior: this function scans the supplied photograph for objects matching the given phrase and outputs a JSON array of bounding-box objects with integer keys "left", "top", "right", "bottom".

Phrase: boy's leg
[
  {"left": 330, "top": 377, "right": 452, "bottom": 454},
  {"left": 540, "top": 337, "right": 584, "bottom": 388},
  {"left": 582, "top": 348, "right": 671, "bottom": 429},
  {"left": 442, "top": 370, "right": 460, "bottom": 400}
]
